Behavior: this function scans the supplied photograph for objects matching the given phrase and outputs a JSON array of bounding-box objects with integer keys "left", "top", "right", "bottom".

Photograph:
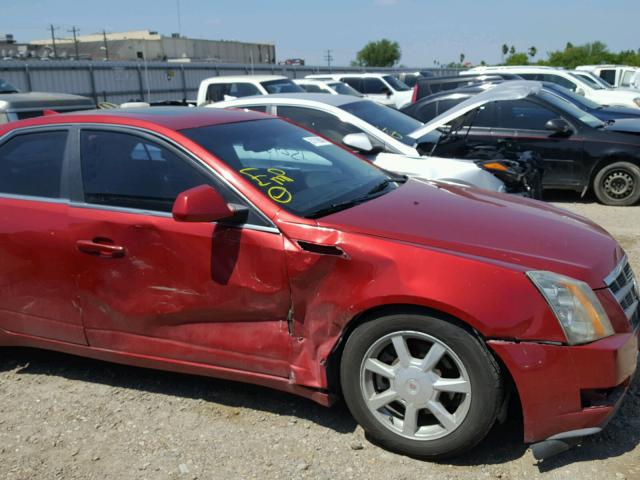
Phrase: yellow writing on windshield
[{"left": 239, "top": 167, "right": 294, "bottom": 204}]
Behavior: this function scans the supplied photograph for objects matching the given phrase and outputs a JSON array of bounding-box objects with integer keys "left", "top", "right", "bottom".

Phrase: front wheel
[
  {"left": 340, "top": 314, "right": 503, "bottom": 459},
  {"left": 593, "top": 161, "right": 640, "bottom": 206}
]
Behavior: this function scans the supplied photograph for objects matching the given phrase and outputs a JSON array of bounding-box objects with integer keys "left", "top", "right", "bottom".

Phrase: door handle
[{"left": 76, "top": 238, "right": 126, "bottom": 258}]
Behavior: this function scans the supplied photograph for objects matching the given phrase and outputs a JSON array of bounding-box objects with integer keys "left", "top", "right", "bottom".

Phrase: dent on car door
[
  {"left": 68, "top": 128, "right": 293, "bottom": 376},
  {"left": 0, "top": 129, "right": 87, "bottom": 344}
]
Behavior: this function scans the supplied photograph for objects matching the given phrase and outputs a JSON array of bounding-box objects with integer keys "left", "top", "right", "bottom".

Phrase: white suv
[
  {"left": 196, "top": 75, "right": 304, "bottom": 106},
  {"left": 576, "top": 65, "right": 640, "bottom": 90},
  {"left": 465, "top": 66, "right": 640, "bottom": 108},
  {"left": 306, "top": 73, "right": 412, "bottom": 108}
]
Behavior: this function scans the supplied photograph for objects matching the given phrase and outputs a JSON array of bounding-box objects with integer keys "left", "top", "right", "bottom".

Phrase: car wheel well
[{"left": 325, "top": 304, "right": 519, "bottom": 415}]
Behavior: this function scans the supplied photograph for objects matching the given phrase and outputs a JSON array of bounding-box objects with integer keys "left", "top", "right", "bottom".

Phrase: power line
[
  {"left": 324, "top": 49, "right": 333, "bottom": 70},
  {"left": 48, "top": 24, "right": 58, "bottom": 59},
  {"left": 68, "top": 26, "right": 80, "bottom": 60}
]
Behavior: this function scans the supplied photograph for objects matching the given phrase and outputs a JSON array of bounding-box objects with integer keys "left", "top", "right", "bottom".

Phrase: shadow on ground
[
  {"left": 542, "top": 189, "right": 596, "bottom": 204},
  {"left": 1, "top": 347, "right": 638, "bottom": 471}
]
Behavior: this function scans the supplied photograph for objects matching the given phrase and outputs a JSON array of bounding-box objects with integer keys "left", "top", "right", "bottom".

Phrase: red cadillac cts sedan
[{"left": 0, "top": 108, "right": 637, "bottom": 460}]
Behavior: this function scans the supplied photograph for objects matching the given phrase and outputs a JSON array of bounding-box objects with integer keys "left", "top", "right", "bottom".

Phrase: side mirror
[
  {"left": 172, "top": 184, "right": 240, "bottom": 223},
  {"left": 343, "top": 133, "right": 384, "bottom": 154},
  {"left": 382, "top": 87, "right": 392, "bottom": 97},
  {"left": 545, "top": 118, "right": 572, "bottom": 135}
]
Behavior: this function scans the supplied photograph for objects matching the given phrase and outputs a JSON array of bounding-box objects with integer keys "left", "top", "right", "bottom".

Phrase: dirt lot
[{"left": 1, "top": 194, "right": 639, "bottom": 480}]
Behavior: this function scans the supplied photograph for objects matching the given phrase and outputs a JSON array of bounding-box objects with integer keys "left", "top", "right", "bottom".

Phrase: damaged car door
[{"left": 68, "top": 128, "right": 293, "bottom": 376}]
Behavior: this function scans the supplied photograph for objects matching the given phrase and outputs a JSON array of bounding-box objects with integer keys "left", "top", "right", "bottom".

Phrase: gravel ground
[{"left": 0, "top": 193, "right": 639, "bottom": 480}]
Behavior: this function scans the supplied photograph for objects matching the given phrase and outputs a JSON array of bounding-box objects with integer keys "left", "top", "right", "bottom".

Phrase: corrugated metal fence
[{"left": 0, "top": 61, "right": 461, "bottom": 104}]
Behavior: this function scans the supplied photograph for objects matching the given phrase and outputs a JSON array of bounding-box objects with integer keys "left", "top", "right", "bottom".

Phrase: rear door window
[
  {"left": 340, "top": 77, "right": 363, "bottom": 92},
  {"left": 206, "top": 82, "right": 261, "bottom": 102},
  {"left": 362, "top": 78, "right": 387, "bottom": 94},
  {"left": 599, "top": 69, "right": 616, "bottom": 85},
  {"left": 0, "top": 130, "right": 68, "bottom": 198},
  {"left": 496, "top": 100, "right": 557, "bottom": 130}
]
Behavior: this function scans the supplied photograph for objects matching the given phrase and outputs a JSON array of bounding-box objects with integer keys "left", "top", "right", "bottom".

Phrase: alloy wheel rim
[
  {"left": 359, "top": 331, "right": 471, "bottom": 441},
  {"left": 603, "top": 170, "right": 635, "bottom": 200}
]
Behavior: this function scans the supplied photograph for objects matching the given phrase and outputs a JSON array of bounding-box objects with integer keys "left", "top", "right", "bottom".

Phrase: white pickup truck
[
  {"left": 576, "top": 65, "right": 640, "bottom": 90},
  {"left": 196, "top": 75, "right": 304, "bottom": 106}
]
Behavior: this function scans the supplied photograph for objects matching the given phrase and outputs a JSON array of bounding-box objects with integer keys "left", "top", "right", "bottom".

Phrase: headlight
[
  {"left": 633, "top": 97, "right": 640, "bottom": 108},
  {"left": 526, "top": 271, "right": 614, "bottom": 345}
]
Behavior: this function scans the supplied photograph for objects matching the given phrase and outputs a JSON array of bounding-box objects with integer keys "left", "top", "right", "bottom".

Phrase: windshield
[
  {"left": 543, "top": 84, "right": 601, "bottom": 109},
  {"left": 181, "top": 118, "right": 395, "bottom": 218},
  {"left": 569, "top": 72, "right": 603, "bottom": 90},
  {"left": 341, "top": 100, "right": 423, "bottom": 145},
  {"left": 0, "top": 78, "right": 19, "bottom": 93},
  {"left": 383, "top": 75, "right": 411, "bottom": 92},
  {"left": 328, "top": 82, "right": 363, "bottom": 97},
  {"left": 539, "top": 91, "right": 604, "bottom": 128},
  {"left": 261, "top": 79, "right": 305, "bottom": 94}
]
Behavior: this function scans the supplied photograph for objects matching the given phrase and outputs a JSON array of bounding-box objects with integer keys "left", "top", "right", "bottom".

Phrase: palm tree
[
  {"left": 501, "top": 44, "right": 509, "bottom": 62},
  {"left": 528, "top": 46, "right": 537, "bottom": 59},
  {"left": 459, "top": 53, "right": 465, "bottom": 65},
  {"left": 509, "top": 46, "right": 516, "bottom": 55}
]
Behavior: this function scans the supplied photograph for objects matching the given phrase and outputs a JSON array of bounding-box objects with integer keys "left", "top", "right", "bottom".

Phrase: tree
[
  {"left": 505, "top": 52, "right": 529, "bottom": 65},
  {"left": 509, "top": 46, "right": 516, "bottom": 55},
  {"left": 501, "top": 44, "right": 509, "bottom": 58},
  {"left": 355, "top": 39, "right": 401, "bottom": 67},
  {"left": 528, "top": 46, "right": 537, "bottom": 59},
  {"left": 459, "top": 53, "right": 465, "bottom": 64}
]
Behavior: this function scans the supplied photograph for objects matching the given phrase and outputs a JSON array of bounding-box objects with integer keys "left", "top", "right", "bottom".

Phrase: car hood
[
  {"left": 321, "top": 179, "right": 622, "bottom": 288},
  {"left": 604, "top": 118, "right": 640, "bottom": 134},
  {"left": 407, "top": 81, "right": 541, "bottom": 139}
]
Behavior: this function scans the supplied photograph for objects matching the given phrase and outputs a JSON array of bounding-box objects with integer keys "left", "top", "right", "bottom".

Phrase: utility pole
[
  {"left": 68, "top": 26, "right": 80, "bottom": 60},
  {"left": 48, "top": 24, "right": 58, "bottom": 59},
  {"left": 102, "top": 30, "right": 109, "bottom": 60},
  {"left": 324, "top": 49, "right": 333, "bottom": 70}
]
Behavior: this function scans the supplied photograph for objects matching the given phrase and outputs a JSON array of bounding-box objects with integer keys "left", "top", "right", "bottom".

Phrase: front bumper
[{"left": 488, "top": 331, "right": 638, "bottom": 456}]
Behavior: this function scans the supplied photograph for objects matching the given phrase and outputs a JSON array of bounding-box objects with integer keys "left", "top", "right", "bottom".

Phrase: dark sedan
[{"left": 408, "top": 81, "right": 640, "bottom": 206}]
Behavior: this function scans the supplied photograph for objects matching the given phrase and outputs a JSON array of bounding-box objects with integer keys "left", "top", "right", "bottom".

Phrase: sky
[{"left": 2, "top": 0, "right": 639, "bottom": 66}]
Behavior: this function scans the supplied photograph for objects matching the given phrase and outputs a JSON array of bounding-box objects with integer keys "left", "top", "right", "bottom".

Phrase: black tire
[
  {"left": 340, "top": 314, "right": 503, "bottom": 459},
  {"left": 593, "top": 161, "right": 640, "bottom": 206}
]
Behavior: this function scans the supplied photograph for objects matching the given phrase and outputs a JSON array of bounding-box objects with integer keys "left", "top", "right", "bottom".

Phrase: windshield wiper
[{"left": 306, "top": 177, "right": 405, "bottom": 219}]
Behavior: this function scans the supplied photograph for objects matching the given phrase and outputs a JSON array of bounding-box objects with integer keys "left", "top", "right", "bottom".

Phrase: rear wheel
[
  {"left": 593, "top": 161, "right": 640, "bottom": 206},
  {"left": 340, "top": 314, "right": 503, "bottom": 459}
]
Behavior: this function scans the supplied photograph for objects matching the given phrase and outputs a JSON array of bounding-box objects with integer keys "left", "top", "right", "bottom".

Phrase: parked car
[
  {"left": 0, "top": 108, "right": 637, "bottom": 460},
  {"left": 293, "top": 79, "right": 363, "bottom": 96},
  {"left": 306, "top": 73, "right": 413, "bottom": 108},
  {"left": 408, "top": 81, "right": 640, "bottom": 205},
  {"left": 209, "top": 93, "right": 541, "bottom": 196},
  {"left": 465, "top": 66, "right": 640, "bottom": 109},
  {"left": 577, "top": 65, "right": 640, "bottom": 89},
  {"left": 403, "top": 82, "right": 640, "bottom": 130},
  {"left": 412, "top": 74, "right": 518, "bottom": 102},
  {"left": 196, "top": 75, "right": 304, "bottom": 105},
  {"left": 0, "top": 89, "right": 95, "bottom": 124}
]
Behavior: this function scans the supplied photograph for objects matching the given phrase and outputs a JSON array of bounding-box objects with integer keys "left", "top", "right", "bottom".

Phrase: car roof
[
  {"left": 200, "top": 75, "right": 288, "bottom": 83},
  {"left": 214, "top": 92, "right": 363, "bottom": 107},
  {"left": 0, "top": 107, "right": 269, "bottom": 135},
  {"left": 0, "top": 92, "right": 95, "bottom": 109}
]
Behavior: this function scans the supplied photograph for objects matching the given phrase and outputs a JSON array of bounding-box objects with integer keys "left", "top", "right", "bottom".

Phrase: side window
[
  {"left": 599, "top": 70, "right": 616, "bottom": 85},
  {"left": 621, "top": 71, "right": 634, "bottom": 87},
  {"left": 80, "top": 130, "right": 216, "bottom": 212},
  {"left": 517, "top": 73, "right": 539, "bottom": 81},
  {"left": 276, "top": 106, "right": 363, "bottom": 144},
  {"left": 206, "top": 83, "right": 228, "bottom": 102},
  {"left": 415, "top": 101, "right": 438, "bottom": 122},
  {"left": 228, "top": 82, "right": 261, "bottom": 98},
  {"left": 362, "top": 78, "right": 387, "bottom": 94},
  {"left": 340, "top": 78, "right": 363, "bottom": 92},
  {"left": 459, "top": 102, "right": 496, "bottom": 128},
  {"left": 436, "top": 98, "right": 463, "bottom": 116},
  {"left": 300, "top": 84, "right": 325, "bottom": 93},
  {"left": 542, "top": 74, "right": 577, "bottom": 91},
  {"left": 497, "top": 100, "right": 557, "bottom": 130},
  {"left": 0, "top": 130, "right": 68, "bottom": 198}
]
